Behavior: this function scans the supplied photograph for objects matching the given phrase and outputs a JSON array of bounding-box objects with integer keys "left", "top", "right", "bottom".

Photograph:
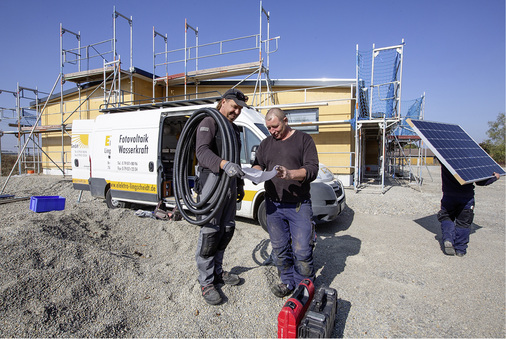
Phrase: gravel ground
[{"left": 0, "top": 165, "right": 504, "bottom": 338}]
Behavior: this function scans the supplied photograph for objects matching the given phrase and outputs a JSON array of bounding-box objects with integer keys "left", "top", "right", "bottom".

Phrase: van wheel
[
  {"left": 257, "top": 200, "right": 268, "bottom": 232},
  {"left": 106, "top": 189, "right": 125, "bottom": 209}
]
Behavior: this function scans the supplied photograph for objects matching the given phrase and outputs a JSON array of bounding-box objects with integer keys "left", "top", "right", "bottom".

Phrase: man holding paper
[{"left": 252, "top": 108, "right": 319, "bottom": 298}]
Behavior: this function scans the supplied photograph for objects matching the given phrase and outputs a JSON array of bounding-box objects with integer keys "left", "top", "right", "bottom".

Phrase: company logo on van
[
  {"left": 71, "top": 134, "right": 89, "bottom": 148},
  {"left": 105, "top": 135, "right": 112, "bottom": 146},
  {"left": 117, "top": 133, "right": 150, "bottom": 155}
]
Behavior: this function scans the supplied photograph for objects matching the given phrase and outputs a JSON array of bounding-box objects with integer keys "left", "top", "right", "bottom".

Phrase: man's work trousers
[
  {"left": 195, "top": 175, "right": 237, "bottom": 287},
  {"left": 265, "top": 198, "right": 315, "bottom": 290},
  {"left": 437, "top": 196, "right": 475, "bottom": 254}
]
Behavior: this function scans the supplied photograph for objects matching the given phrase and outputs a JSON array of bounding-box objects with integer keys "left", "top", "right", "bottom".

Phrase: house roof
[
  {"left": 196, "top": 78, "right": 356, "bottom": 88},
  {"left": 32, "top": 67, "right": 155, "bottom": 105},
  {"left": 32, "top": 65, "right": 356, "bottom": 106}
]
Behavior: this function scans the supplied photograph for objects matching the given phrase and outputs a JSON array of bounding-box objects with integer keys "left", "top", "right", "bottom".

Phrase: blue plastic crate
[{"left": 30, "top": 196, "right": 66, "bottom": 213}]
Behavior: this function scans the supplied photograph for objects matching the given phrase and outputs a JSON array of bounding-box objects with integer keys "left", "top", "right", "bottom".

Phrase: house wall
[
  {"left": 265, "top": 86, "right": 355, "bottom": 177},
  {"left": 166, "top": 84, "right": 355, "bottom": 180},
  {"left": 42, "top": 86, "right": 105, "bottom": 174},
  {"left": 39, "top": 76, "right": 356, "bottom": 183}
]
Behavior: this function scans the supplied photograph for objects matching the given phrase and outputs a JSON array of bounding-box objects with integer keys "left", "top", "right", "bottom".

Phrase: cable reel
[{"left": 173, "top": 107, "right": 240, "bottom": 225}]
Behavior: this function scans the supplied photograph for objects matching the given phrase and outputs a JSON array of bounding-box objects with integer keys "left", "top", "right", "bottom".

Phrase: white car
[
  {"left": 235, "top": 108, "right": 346, "bottom": 231},
  {"left": 311, "top": 164, "right": 346, "bottom": 222}
]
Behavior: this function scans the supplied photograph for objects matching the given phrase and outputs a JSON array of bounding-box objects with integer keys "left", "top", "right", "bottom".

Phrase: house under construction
[{"left": 0, "top": 2, "right": 426, "bottom": 192}]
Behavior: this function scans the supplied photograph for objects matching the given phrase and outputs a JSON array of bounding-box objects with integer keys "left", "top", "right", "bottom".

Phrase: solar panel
[{"left": 406, "top": 119, "right": 505, "bottom": 184}]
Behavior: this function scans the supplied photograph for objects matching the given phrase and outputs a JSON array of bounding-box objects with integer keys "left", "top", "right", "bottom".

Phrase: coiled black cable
[{"left": 173, "top": 107, "right": 240, "bottom": 225}]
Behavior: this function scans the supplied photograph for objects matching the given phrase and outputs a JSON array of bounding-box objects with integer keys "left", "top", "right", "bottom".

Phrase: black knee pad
[
  {"left": 217, "top": 226, "right": 235, "bottom": 251},
  {"left": 200, "top": 231, "right": 220, "bottom": 258},
  {"left": 456, "top": 209, "right": 474, "bottom": 228},
  {"left": 437, "top": 209, "right": 451, "bottom": 222}
]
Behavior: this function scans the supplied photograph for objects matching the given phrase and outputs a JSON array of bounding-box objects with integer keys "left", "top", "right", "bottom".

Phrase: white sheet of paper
[{"left": 242, "top": 166, "right": 278, "bottom": 184}]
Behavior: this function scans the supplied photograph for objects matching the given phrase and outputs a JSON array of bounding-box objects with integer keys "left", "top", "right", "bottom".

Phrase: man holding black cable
[{"left": 194, "top": 88, "right": 247, "bottom": 305}]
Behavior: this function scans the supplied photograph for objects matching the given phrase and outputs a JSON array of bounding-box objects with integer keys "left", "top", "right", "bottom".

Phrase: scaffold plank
[
  {"left": 154, "top": 61, "right": 263, "bottom": 85},
  {"left": 64, "top": 67, "right": 129, "bottom": 83}
]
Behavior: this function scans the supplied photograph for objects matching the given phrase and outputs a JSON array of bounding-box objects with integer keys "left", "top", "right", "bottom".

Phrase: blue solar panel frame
[{"left": 407, "top": 119, "right": 505, "bottom": 184}]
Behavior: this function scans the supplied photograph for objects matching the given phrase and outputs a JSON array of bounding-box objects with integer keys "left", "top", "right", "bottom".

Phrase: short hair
[{"left": 265, "top": 108, "right": 286, "bottom": 122}]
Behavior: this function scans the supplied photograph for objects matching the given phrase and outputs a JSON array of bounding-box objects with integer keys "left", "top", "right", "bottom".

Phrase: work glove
[
  {"left": 237, "top": 185, "right": 245, "bottom": 203},
  {"left": 223, "top": 161, "right": 245, "bottom": 178}
]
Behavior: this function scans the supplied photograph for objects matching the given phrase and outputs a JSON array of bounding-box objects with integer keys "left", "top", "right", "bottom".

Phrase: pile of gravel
[{"left": 0, "top": 166, "right": 504, "bottom": 337}]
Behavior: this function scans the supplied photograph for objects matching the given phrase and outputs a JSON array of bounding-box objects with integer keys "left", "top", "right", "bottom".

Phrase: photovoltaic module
[{"left": 406, "top": 119, "right": 505, "bottom": 184}]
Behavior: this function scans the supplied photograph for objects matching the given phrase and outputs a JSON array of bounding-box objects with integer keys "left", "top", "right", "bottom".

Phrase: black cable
[{"left": 173, "top": 107, "right": 240, "bottom": 225}]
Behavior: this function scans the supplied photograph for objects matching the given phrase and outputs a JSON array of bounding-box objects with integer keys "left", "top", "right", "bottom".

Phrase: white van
[{"left": 71, "top": 100, "right": 345, "bottom": 229}]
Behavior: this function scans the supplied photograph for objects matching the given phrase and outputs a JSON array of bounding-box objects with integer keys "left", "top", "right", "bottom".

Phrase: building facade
[{"left": 37, "top": 70, "right": 357, "bottom": 185}]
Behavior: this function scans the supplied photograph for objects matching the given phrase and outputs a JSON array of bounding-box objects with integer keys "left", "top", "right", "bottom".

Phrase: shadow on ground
[
  {"left": 313, "top": 207, "right": 360, "bottom": 286},
  {"left": 310, "top": 207, "right": 359, "bottom": 337},
  {"left": 234, "top": 207, "right": 359, "bottom": 336},
  {"left": 413, "top": 214, "right": 483, "bottom": 252}
]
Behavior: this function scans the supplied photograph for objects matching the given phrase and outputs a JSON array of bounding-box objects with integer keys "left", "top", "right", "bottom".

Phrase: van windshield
[{"left": 255, "top": 123, "right": 269, "bottom": 137}]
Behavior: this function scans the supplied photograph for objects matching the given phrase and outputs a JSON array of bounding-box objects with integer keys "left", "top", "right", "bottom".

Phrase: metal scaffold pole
[
  {"left": 185, "top": 19, "right": 198, "bottom": 99},
  {"left": 354, "top": 44, "right": 360, "bottom": 190}
]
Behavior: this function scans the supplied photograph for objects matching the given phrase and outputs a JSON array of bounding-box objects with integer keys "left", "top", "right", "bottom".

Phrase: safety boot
[
  {"left": 443, "top": 240, "right": 455, "bottom": 256},
  {"left": 214, "top": 271, "right": 240, "bottom": 286},
  {"left": 201, "top": 284, "right": 222, "bottom": 305},
  {"left": 271, "top": 283, "right": 294, "bottom": 298}
]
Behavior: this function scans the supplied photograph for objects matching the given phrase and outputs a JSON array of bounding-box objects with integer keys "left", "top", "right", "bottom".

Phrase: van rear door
[
  {"left": 71, "top": 119, "right": 95, "bottom": 190},
  {"left": 90, "top": 111, "right": 162, "bottom": 204}
]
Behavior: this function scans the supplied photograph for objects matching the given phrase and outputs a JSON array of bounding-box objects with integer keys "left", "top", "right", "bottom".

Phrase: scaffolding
[
  {"left": 1, "top": 4, "right": 424, "bottom": 193},
  {"left": 1, "top": 2, "right": 279, "bottom": 182},
  {"left": 0, "top": 84, "right": 48, "bottom": 176},
  {"left": 152, "top": 1, "right": 279, "bottom": 105},
  {"left": 0, "top": 6, "right": 134, "bottom": 182},
  {"left": 386, "top": 94, "right": 426, "bottom": 187},
  {"left": 354, "top": 41, "right": 405, "bottom": 192},
  {"left": 1, "top": 75, "right": 61, "bottom": 195},
  {"left": 61, "top": 6, "right": 134, "bottom": 110}
]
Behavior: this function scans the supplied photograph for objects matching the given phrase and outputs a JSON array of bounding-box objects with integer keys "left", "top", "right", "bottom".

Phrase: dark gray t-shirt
[{"left": 253, "top": 130, "right": 319, "bottom": 203}]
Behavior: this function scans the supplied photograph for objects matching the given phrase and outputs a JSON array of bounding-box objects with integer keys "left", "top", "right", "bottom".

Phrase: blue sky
[{"left": 0, "top": 0, "right": 504, "bottom": 151}]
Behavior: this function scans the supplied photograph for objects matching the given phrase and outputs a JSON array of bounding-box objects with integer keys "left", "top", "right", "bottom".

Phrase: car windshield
[{"left": 255, "top": 123, "right": 269, "bottom": 137}]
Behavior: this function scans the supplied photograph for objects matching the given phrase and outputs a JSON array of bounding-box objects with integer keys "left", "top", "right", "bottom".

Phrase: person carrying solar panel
[{"left": 437, "top": 165, "right": 500, "bottom": 257}]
